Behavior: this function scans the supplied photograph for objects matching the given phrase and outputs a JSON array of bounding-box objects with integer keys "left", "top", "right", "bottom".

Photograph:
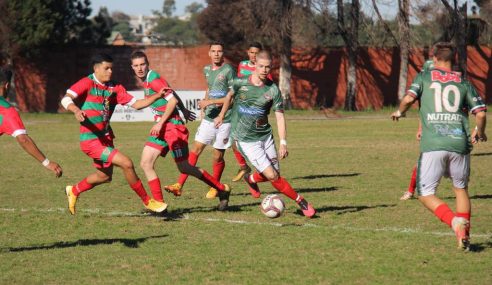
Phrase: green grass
[{"left": 1, "top": 111, "right": 491, "bottom": 284}]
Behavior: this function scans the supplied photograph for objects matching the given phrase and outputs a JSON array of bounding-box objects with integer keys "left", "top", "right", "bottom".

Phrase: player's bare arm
[
  {"left": 391, "top": 94, "right": 417, "bottom": 121},
  {"left": 213, "top": 90, "right": 233, "bottom": 128},
  {"left": 131, "top": 87, "right": 169, "bottom": 110},
  {"left": 150, "top": 96, "right": 179, "bottom": 136},
  {"left": 16, "top": 134, "right": 63, "bottom": 177},
  {"left": 62, "top": 93, "right": 86, "bottom": 122},
  {"left": 171, "top": 90, "right": 196, "bottom": 122},
  {"left": 275, "top": 111, "right": 288, "bottom": 159},
  {"left": 471, "top": 111, "right": 487, "bottom": 144}
]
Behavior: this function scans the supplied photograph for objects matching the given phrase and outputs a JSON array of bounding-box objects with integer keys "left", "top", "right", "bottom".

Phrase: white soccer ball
[{"left": 260, "top": 194, "right": 285, "bottom": 218}]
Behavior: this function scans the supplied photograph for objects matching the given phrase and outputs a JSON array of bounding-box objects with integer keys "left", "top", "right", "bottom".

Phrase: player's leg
[
  {"left": 449, "top": 153, "right": 471, "bottom": 250},
  {"left": 205, "top": 122, "right": 230, "bottom": 199},
  {"left": 400, "top": 165, "right": 417, "bottom": 200},
  {"left": 65, "top": 166, "right": 113, "bottom": 215},
  {"left": 140, "top": 145, "right": 165, "bottom": 202},
  {"left": 231, "top": 141, "right": 251, "bottom": 182},
  {"left": 236, "top": 141, "right": 265, "bottom": 198},
  {"left": 112, "top": 151, "right": 167, "bottom": 212}
]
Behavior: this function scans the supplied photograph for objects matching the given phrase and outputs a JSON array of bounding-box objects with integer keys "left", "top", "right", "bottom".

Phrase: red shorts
[
  {"left": 0, "top": 107, "right": 26, "bottom": 137},
  {"left": 80, "top": 135, "right": 119, "bottom": 169},
  {"left": 145, "top": 123, "right": 189, "bottom": 162}
]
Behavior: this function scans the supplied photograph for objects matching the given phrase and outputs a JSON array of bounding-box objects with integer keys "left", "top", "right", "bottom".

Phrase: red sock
[
  {"left": 434, "top": 204, "right": 455, "bottom": 227},
  {"left": 148, "top": 178, "right": 163, "bottom": 202},
  {"left": 250, "top": 172, "right": 268, "bottom": 183},
  {"left": 73, "top": 178, "right": 94, "bottom": 196},
  {"left": 200, "top": 170, "right": 225, "bottom": 191},
  {"left": 233, "top": 148, "right": 247, "bottom": 167},
  {"left": 271, "top": 177, "right": 300, "bottom": 201},
  {"left": 130, "top": 180, "right": 150, "bottom": 204},
  {"left": 456, "top": 212, "right": 470, "bottom": 221},
  {"left": 408, "top": 166, "right": 417, "bottom": 194},
  {"left": 178, "top": 152, "right": 199, "bottom": 186},
  {"left": 213, "top": 160, "right": 225, "bottom": 181}
]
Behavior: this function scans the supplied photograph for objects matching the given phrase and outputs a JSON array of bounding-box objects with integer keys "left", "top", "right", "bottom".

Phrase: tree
[
  {"left": 441, "top": 0, "right": 467, "bottom": 75},
  {"left": 397, "top": 0, "right": 410, "bottom": 100},
  {"left": 163, "top": 0, "right": 176, "bottom": 17},
  {"left": 337, "top": 0, "right": 359, "bottom": 111},
  {"left": 91, "top": 7, "right": 113, "bottom": 45},
  {"left": 185, "top": 2, "right": 204, "bottom": 14}
]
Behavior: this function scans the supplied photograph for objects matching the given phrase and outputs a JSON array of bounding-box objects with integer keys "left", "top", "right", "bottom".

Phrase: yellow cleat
[
  {"left": 232, "top": 166, "right": 251, "bottom": 182},
  {"left": 206, "top": 187, "right": 218, "bottom": 199},
  {"left": 145, "top": 198, "right": 168, "bottom": 213},
  {"left": 164, "top": 183, "right": 182, "bottom": 197},
  {"left": 65, "top": 185, "right": 77, "bottom": 215}
]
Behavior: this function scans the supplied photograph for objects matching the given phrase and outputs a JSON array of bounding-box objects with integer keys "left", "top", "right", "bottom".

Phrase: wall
[{"left": 13, "top": 45, "right": 491, "bottom": 112}]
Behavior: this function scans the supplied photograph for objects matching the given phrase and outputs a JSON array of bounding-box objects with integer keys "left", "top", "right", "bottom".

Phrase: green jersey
[
  {"left": 203, "top": 63, "right": 235, "bottom": 123},
  {"left": 408, "top": 67, "right": 487, "bottom": 154},
  {"left": 422, "top": 60, "right": 434, "bottom": 72},
  {"left": 230, "top": 77, "right": 283, "bottom": 142}
]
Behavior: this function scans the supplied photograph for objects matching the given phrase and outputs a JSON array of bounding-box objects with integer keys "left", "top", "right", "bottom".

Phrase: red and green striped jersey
[
  {"left": 408, "top": 67, "right": 487, "bottom": 154},
  {"left": 0, "top": 97, "right": 26, "bottom": 137},
  {"left": 230, "top": 76, "right": 283, "bottom": 142},
  {"left": 142, "top": 70, "right": 182, "bottom": 125},
  {"left": 203, "top": 63, "right": 235, "bottom": 123},
  {"left": 67, "top": 74, "right": 136, "bottom": 142}
]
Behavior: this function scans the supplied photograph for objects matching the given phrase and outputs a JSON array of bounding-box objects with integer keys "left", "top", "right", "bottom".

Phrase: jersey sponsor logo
[
  {"left": 427, "top": 113, "right": 463, "bottom": 122},
  {"left": 433, "top": 124, "right": 464, "bottom": 139},
  {"left": 209, "top": 90, "right": 227, "bottom": 98},
  {"left": 238, "top": 105, "right": 264, "bottom": 116},
  {"left": 431, "top": 70, "right": 462, "bottom": 83}
]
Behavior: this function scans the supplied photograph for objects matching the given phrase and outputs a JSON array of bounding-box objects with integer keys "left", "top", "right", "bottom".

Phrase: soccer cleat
[
  {"left": 217, "top": 184, "right": 231, "bottom": 211},
  {"left": 145, "top": 198, "right": 168, "bottom": 213},
  {"left": 243, "top": 173, "right": 261, "bottom": 199},
  {"left": 65, "top": 185, "right": 78, "bottom": 215},
  {"left": 232, "top": 165, "right": 251, "bottom": 182},
  {"left": 164, "top": 183, "right": 182, "bottom": 197},
  {"left": 400, "top": 191, "right": 414, "bottom": 201},
  {"left": 206, "top": 187, "right": 218, "bottom": 199},
  {"left": 298, "top": 199, "right": 316, "bottom": 218},
  {"left": 452, "top": 217, "right": 470, "bottom": 251}
]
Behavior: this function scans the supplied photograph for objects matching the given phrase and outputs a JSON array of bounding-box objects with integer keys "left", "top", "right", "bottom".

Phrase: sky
[{"left": 89, "top": 0, "right": 206, "bottom": 16}]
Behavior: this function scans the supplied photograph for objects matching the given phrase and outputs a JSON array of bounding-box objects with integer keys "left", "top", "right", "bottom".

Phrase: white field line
[{"left": 1, "top": 207, "right": 491, "bottom": 239}]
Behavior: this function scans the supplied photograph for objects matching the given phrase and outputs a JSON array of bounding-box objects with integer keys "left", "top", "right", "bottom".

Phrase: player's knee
[
  {"left": 15, "top": 134, "right": 29, "bottom": 145},
  {"left": 97, "top": 173, "right": 112, "bottom": 183},
  {"left": 177, "top": 162, "right": 189, "bottom": 174},
  {"left": 139, "top": 159, "right": 152, "bottom": 171},
  {"left": 119, "top": 157, "right": 134, "bottom": 170},
  {"left": 265, "top": 172, "right": 279, "bottom": 181}
]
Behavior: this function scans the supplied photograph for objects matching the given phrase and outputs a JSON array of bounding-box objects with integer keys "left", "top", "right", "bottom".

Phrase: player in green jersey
[
  {"left": 391, "top": 42, "right": 487, "bottom": 250},
  {"left": 200, "top": 51, "right": 316, "bottom": 218}
]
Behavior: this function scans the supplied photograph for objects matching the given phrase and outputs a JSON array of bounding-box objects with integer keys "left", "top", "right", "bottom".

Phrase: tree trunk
[
  {"left": 279, "top": 36, "right": 292, "bottom": 110},
  {"left": 397, "top": 0, "right": 410, "bottom": 100},
  {"left": 344, "top": 0, "right": 359, "bottom": 111},
  {"left": 455, "top": 1, "right": 467, "bottom": 76}
]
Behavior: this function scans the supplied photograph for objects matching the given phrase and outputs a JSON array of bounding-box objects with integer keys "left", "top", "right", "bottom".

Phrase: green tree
[{"left": 163, "top": 0, "right": 176, "bottom": 17}]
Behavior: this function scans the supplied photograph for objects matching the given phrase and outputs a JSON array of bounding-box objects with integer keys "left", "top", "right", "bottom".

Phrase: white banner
[{"left": 111, "top": 90, "right": 205, "bottom": 122}]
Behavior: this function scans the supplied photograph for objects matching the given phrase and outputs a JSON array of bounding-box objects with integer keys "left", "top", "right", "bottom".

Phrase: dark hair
[
  {"left": 0, "top": 67, "right": 12, "bottom": 84},
  {"left": 130, "top": 51, "right": 149, "bottom": 64},
  {"left": 249, "top": 42, "right": 263, "bottom": 50},
  {"left": 91, "top": 53, "right": 113, "bottom": 67},
  {"left": 432, "top": 42, "right": 456, "bottom": 63},
  {"left": 209, "top": 40, "right": 224, "bottom": 49}
]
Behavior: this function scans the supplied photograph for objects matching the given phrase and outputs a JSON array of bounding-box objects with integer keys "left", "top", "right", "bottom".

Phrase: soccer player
[
  {"left": 200, "top": 51, "right": 316, "bottom": 218},
  {"left": 391, "top": 42, "right": 487, "bottom": 250},
  {"left": 61, "top": 53, "right": 169, "bottom": 215},
  {"left": 164, "top": 42, "right": 234, "bottom": 201},
  {"left": 0, "top": 67, "right": 62, "bottom": 177},
  {"left": 130, "top": 51, "right": 231, "bottom": 210}
]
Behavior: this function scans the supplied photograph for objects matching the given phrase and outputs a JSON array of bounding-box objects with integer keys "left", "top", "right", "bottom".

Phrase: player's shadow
[
  {"left": 469, "top": 240, "right": 492, "bottom": 252},
  {"left": 471, "top": 152, "right": 492, "bottom": 157},
  {"left": 231, "top": 186, "right": 338, "bottom": 197},
  {"left": 470, "top": 194, "right": 492, "bottom": 200},
  {"left": 315, "top": 204, "right": 396, "bottom": 215},
  {"left": 165, "top": 202, "right": 260, "bottom": 215},
  {"left": 293, "top": 173, "right": 360, "bottom": 180},
  {"left": 2, "top": 235, "right": 168, "bottom": 253}
]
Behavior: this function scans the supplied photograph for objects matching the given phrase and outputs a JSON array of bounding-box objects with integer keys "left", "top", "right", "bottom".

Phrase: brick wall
[{"left": 12, "top": 45, "right": 491, "bottom": 112}]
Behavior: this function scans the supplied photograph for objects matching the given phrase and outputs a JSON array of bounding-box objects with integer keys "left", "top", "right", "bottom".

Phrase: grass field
[{"left": 1, "top": 110, "right": 491, "bottom": 284}]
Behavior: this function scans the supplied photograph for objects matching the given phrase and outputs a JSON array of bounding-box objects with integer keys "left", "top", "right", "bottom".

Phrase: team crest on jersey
[
  {"left": 431, "top": 70, "right": 462, "bottom": 83},
  {"left": 102, "top": 148, "right": 111, "bottom": 157},
  {"left": 239, "top": 86, "right": 248, "bottom": 91},
  {"left": 217, "top": 74, "right": 225, "bottom": 81},
  {"left": 263, "top": 93, "right": 272, "bottom": 100},
  {"left": 223, "top": 138, "right": 229, "bottom": 144},
  {"left": 239, "top": 94, "right": 247, "bottom": 100}
]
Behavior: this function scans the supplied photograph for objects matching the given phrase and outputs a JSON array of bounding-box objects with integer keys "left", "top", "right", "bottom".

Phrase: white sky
[{"left": 89, "top": 0, "right": 206, "bottom": 16}]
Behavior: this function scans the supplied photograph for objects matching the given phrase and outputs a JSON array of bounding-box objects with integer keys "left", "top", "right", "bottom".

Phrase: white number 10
[{"left": 429, "top": 82, "right": 460, "bottom": 113}]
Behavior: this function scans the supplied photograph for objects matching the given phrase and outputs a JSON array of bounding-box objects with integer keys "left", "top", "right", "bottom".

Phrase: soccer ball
[{"left": 260, "top": 194, "right": 285, "bottom": 218}]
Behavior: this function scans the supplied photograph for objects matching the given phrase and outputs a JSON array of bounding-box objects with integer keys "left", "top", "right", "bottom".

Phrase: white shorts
[
  {"left": 236, "top": 135, "right": 279, "bottom": 173},
  {"left": 194, "top": 119, "right": 232, "bottom": 149},
  {"left": 417, "top": 151, "right": 470, "bottom": 197}
]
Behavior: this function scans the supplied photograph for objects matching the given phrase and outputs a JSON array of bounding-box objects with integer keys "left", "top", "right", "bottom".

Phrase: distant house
[{"left": 107, "top": 32, "right": 125, "bottom": 46}]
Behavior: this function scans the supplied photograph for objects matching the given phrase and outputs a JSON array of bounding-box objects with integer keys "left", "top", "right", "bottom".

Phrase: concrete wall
[{"left": 13, "top": 45, "right": 491, "bottom": 112}]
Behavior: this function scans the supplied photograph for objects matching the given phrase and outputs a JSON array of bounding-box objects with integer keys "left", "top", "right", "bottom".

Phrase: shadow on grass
[
  {"left": 2, "top": 235, "right": 168, "bottom": 252},
  {"left": 164, "top": 202, "right": 261, "bottom": 217},
  {"left": 231, "top": 186, "right": 338, "bottom": 197},
  {"left": 293, "top": 173, "right": 360, "bottom": 180},
  {"left": 470, "top": 194, "right": 492, "bottom": 200},
  {"left": 470, "top": 240, "right": 492, "bottom": 252},
  {"left": 315, "top": 204, "right": 396, "bottom": 215},
  {"left": 471, "top": 152, "right": 492, "bottom": 157}
]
